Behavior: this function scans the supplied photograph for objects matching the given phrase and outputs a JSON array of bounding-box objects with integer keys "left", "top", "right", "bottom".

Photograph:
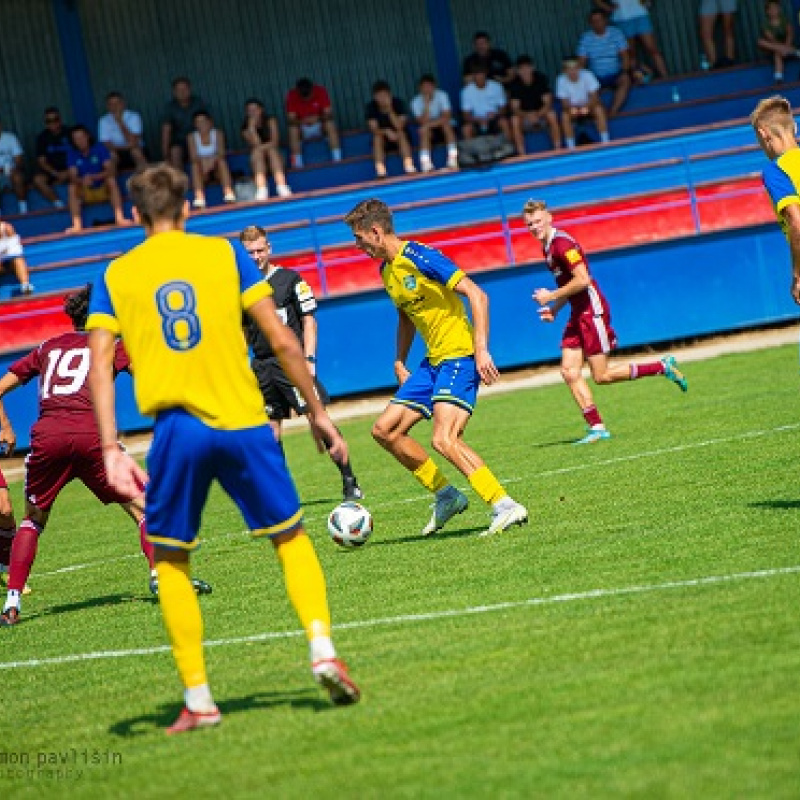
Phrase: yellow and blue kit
[{"left": 762, "top": 147, "right": 800, "bottom": 238}]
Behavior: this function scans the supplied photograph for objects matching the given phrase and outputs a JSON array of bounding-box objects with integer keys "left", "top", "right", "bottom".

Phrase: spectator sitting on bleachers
[
  {"left": 758, "top": 0, "right": 800, "bottom": 83},
  {"left": 699, "top": 0, "right": 738, "bottom": 70},
  {"left": 0, "top": 118, "right": 30, "bottom": 215},
  {"left": 161, "top": 77, "right": 209, "bottom": 170},
  {"left": 594, "top": 0, "right": 668, "bottom": 81},
  {"left": 508, "top": 55, "right": 562, "bottom": 154},
  {"left": 188, "top": 111, "right": 236, "bottom": 209},
  {"left": 65, "top": 125, "right": 127, "bottom": 234},
  {"left": 32, "top": 107, "right": 69, "bottom": 210},
  {"left": 578, "top": 8, "right": 631, "bottom": 117},
  {"left": 0, "top": 220, "right": 33, "bottom": 294},
  {"left": 366, "top": 80, "right": 416, "bottom": 178},
  {"left": 462, "top": 31, "right": 515, "bottom": 86},
  {"left": 460, "top": 63, "right": 512, "bottom": 143},
  {"left": 241, "top": 99, "right": 292, "bottom": 200},
  {"left": 98, "top": 91, "right": 147, "bottom": 172},
  {"left": 285, "top": 78, "right": 342, "bottom": 168},
  {"left": 556, "top": 57, "right": 610, "bottom": 149},
  {"left": 410, "top": 74, "right": 459, "bottom": 172}
]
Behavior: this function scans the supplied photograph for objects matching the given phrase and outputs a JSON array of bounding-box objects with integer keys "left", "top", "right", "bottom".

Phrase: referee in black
[{"left": 239, "top": 225, "right": 363, "bottom": 501}]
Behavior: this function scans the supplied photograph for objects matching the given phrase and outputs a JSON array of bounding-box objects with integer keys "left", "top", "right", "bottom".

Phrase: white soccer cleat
[
  {"left": 422, "top": 489, "right": 469, "bottom": 536},
  {"left": 482, "top": 502, "right": 529, "bottom": 537}
]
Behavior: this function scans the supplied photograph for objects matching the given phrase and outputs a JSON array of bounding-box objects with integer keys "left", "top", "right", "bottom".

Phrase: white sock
[
  {"left": 566, "top": 137, "right": 576, "bottom": 149},
  {"left": 4, "top": 589, "right": 20, "bottom": 612},
  {"left": 492, "top": 496, "right": 515, "bottom": 513},
  {"left": 775, "top": 72, "right": 783, "bottom": 81},
  {"left": 310, "top": 635, "right": 336, "bottom": 663},
  {"left": 331, "top": 148, "right": 342, "bottom": 162},
  {"left": 600, "top": 132, "right": 610, "bottom": 143},
  {"left": 447, "top": 144, "right": 458, "bottom": 156},
  {"left": 293, "top": 154, "right": 304, "bottom": 168},
  {"left": 185, "top": 684, "right": 216, "bottom": 713},
  {"left": 18, "top": 200, "right": 28, "bottom": 214},
  {"left": 591, "top": 424, "right": 606, "bottom": 431}
]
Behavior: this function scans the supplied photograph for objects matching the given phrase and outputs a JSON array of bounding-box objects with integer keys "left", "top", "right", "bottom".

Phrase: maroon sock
[
  {"left": 582, "top": 404, "right": 603, "bottom": 427},
  {"left": 139, "top": 517, "right": 155, "bottom": 569},
  {"left": 0, "top": 523, "right": 16, "bottom": 566},
  {"left": 630, "top": 361, "right": 665, "bottom": 379},
  {"left": 8, "top": 519, "right": 41, "bottom": 592}
]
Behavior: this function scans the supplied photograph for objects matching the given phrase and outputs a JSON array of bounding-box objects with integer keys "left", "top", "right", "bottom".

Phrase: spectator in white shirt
[
  {"left": 0, "top": 119, "right": 30, "bottom": 214},
  {"left": 410, "top": 74, "right": 459, "bottom": 172},
  {"left": 98, "top": 91, "right": 147, "bottom": 172},
  {"left": 0, "top": 219, "right": 33, "bottom": 294},
  {"left": 460, "top": 64, "right": 511, "bottom": 143},
  {"left": 555, "top": 57, "right": 610, "bottom": 149},
  {"left": 577, "top": 8, "right": 631, "bottom": 116}
]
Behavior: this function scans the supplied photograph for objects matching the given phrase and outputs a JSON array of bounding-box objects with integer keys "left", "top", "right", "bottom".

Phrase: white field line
[
  {"left": 27, "top": 420, "right": 800, "bottom": 581},
  {"left": 1, "top": 564, "right": 798, "bottom": 671}
]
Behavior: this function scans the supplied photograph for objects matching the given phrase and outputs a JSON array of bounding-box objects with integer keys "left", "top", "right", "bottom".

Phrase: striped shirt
[{"left": 577, "top": 26, "right": 628, "bottom": 79}]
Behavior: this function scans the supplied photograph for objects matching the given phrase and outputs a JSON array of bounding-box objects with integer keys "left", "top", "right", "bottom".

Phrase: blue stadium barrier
[{"left": 1, "top": 222, "right": 797, "bottom": 451}]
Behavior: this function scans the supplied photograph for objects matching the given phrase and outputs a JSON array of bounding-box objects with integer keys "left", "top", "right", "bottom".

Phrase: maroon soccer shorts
[
  {"left": 25, "top": 429, "right": 136, "bottom": 511},
  {"left": 562, "top": 311, "right": 618, "bottom": 357}
]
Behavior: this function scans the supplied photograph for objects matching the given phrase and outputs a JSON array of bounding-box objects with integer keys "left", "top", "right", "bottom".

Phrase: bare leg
[
  {"left": 372, "top": 133, "right": 387, "bottom": 176},
  {"left": 9, "top": 256, "right": 31, "bottom": 288},
  {"left": 561, "top": 347, "right": 596, "bottom": 412},
  {"left": 169, "top": 144, "right": 185, "bottom": 171},
  {"left": 324, "top": 119, "right": 341, "bottom": 153},
  {"left": 371, "top": 403, "right": 427, "bottom": 471},
  {"left": 545, "top": 110, "right": 563, "bottom": 149},
  {"left": 33, "top": 173, "right": 59, "bottom": 204},
  {"left": 609, "top": 72, "right": 631, "bottom": 117},
  {"left": 510, "top": 114, "right": 525, "bottom": 155},
  {"left": 190, "top": 161, "right": 205, "bottom": 204},
  {"left": 721, "top": 12, "right": 736, "bottom": 62},
  {"left": 700, "top": 15, "right": 717, "bottom": 66},
  {"left": 250, "top": 148, "right": 267, "bottom": 191},
  {"left": 265, "top": 146, "right": 289, "bottom": 189},
  {"left": 66, "top": 183, "right": 83, "bottom": 232},
  {"left": 430, "top": 402, "right": 485, "bottom": 477},
  {"left": 106, "top": 177, "right": 127, "bottom": 225},
  {"left": 640, "top": 32, "right": 668, "bottom": 77}
]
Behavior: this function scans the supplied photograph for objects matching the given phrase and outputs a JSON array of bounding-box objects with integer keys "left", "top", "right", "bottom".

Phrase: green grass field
[{"left": 1, "top": 344, "right": 800, "bottom": 799}]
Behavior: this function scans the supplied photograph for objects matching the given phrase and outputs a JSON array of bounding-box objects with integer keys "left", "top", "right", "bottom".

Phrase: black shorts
[{"left": 252, "top": 358, "right": 330, "bottom": 421}]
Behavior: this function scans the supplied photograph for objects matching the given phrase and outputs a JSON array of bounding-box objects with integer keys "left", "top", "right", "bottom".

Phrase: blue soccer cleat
[
  {"left": 574, "top": 428, "right": 612, "bottom": 445},
  {"left": 661, "top": 355, "right": 688, "bottom": 392},
  {"left": 422, "top": 488, "right": 469, "bottom": 536}
]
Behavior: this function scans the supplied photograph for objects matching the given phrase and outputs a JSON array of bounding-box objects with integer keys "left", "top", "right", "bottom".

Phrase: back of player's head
[
  {"left": 751, "top": 95, "right": 795, "bottom": 134},
  {"left": 523, "top": 199, "right": 548, "bottom": 215},
  {"left": 344, "top": 198, "right": 394, "bottom": 233},
  {"left": 240, "top": 224, "right": 268, "bottom": 244},
  {"left": 128, "top": 164, "right": 189, "bottom": 227},
  {"left": 64, "top": 284, "right": 92, "bottom": 331}
]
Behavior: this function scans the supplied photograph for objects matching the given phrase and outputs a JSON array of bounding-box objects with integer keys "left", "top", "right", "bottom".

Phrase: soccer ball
[{"left": 327, "top": 502, "right": 373, "bottom": 548}]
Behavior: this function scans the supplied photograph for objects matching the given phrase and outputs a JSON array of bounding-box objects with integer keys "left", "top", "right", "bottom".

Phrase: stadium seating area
[{"left": 0, "top": 62, "right": 790, "bottom": 356}]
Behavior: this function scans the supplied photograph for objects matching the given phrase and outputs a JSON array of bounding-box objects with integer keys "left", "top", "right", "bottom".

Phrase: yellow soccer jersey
[
  {"left": 381, "top": 241, "right": 474, "bottom": 365},
  {"left": 86, "top": 230, "right": 271, "bottom": 430},
  {"left": 762, "top": 147, "right": 800, "bottom": 238}
]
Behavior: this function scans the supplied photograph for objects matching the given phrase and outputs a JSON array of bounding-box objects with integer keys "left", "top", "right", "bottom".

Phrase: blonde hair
[
  {"left": 343, "top": 198, "right": 394, "bottom": 233},
  {"left": 239, "top": 224, "right": 267, "bottom": 243},
  {"left": 750, "top": 95, "right": 795, "bottom": 135},
  {"left": 523, "top": 199, "right": 548, "bottom": 214}
]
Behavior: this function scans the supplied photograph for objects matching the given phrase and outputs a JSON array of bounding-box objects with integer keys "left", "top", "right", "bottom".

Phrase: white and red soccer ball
[{"left": 327, "top": 501, "right": 373, "bottom": 548}]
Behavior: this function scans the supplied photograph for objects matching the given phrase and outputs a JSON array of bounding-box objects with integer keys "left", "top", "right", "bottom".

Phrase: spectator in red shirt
[{"left": 285, "top": 78, "right": 342, "bottom": 169}]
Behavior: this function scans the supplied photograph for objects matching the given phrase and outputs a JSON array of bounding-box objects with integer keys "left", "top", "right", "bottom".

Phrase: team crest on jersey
[
  {"left": 565, "top": 248, "right": 582, "bottom": 265},
  {"left": 403, "top": 275, "right": 417, "bottom": 290},
  {"left": 296, "top": 281, "right": 313, "bottom": 300}
]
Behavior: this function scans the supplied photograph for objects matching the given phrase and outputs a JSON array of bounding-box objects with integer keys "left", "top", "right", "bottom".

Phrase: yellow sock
[
  {"left": 413, "top": 458, "right": 448, "bottom": 493},
  {"left": 468, "top": 465, "right": 507, "bottom": 505},
  {"left": 276, "top": 532, "right": 331, "bottom": 641},
  {"left": 155, "top": 559, "right": 207, "bottom": 690}
]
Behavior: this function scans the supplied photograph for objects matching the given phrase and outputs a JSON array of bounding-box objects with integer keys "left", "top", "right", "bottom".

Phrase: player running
[
  {"left": 344, "top": 198, "right": 527, "bottom": 537},
  {"left": 0, "top": 287, "right": 210, "bottom": 626},
  {"left": 524, "top": 199, "right": 687, "bottom": 444},
  {"left": 239, "top": 225, "right": 363, "bottom": 501},
  {"left": 87, "top": 164, "right": 360, "bottom": 734},
  {"left": 0, "top": 413, "right": 23, "bottom": 593},
  {"left": 750, "top": 95, "right": 800, "bottom": 308}
]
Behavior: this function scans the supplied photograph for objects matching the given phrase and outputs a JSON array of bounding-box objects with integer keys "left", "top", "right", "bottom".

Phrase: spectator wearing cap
[
  {"left": 98, "top": 91, "right": 148, "bottom": 172},
  {"left": 555, "top": 57, "right": 610, "bottom": 149},
  {"left": 32, "top": 107, "right": 69, "bottom": 210},
  {"left": 577, "top": 8, "right": 631, "bottom": 117},
  {"left": 508, "top": 55, "right": 562, "bottom": 154},
  {"left": 285, "top": 78, "right": 342, "bottom": 168},
  {"left": 460, "top": 63, "right": 512, "bottom": 143},
  {"left": 410, "top": 74, "right": 459, "bottom": 172},
  {"left": 462, "top": 31, "right": 515, "bottom": 86}
]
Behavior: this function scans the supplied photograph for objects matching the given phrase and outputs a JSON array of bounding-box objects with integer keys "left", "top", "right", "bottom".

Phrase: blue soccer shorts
[
  {"left": 391, "top": 355, "right": 479, "bottom": 418},
  {"left": 146, "top": 409, "right": 303, "bottom": 550}
]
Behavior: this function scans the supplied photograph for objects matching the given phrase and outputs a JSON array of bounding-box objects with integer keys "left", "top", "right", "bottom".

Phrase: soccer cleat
[
  {"left": 482, "top": 502, "right": 529, "bottom": 537},
  {"left": 165, "top": 706, "right": 222, "bottom": 735},
  {"left": 149, "top": 577, "right": 213, "bottom": 597},
  {"left": 342, "top": 477, "right": 364, "bottom": 502},
  {"left": 0, "top": 607, "right": 19, "bottom": 627},
  {"left": 574, "top": 428, "right": 612, "bottom": 445},
  {"left": 421, "top": 489, "right": 469, "bottom": 536},
  {"left": 312, "top": 659, "right": 361, "bottom": 706},
  {"left": 661, "top": 355, "right": 688, "bottom": 392}
]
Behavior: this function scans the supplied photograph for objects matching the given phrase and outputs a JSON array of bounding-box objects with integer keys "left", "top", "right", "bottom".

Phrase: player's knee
[
  {"left": 431, "top": 431, "right": 457, "bottom": 458},
  {"left": 371, "top": 419, "right": 393, "bottom": 447},
  {"left": 592, "top": 371, "right": 613, "bottom": 385},
  {"left": 561, "top": 365, "right": 581, "bottom": 384},
  {"left": 0, "top": 490, "right": 12, "bottom": 519}
]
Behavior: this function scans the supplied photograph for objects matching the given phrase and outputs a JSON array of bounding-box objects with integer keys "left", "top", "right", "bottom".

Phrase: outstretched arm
[{"left": 452, "top": 275, "right": 499, "bottom": 385}]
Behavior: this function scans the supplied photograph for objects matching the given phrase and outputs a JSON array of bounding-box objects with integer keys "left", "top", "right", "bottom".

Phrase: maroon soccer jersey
[
  {"left": 544, "top": 229, "right": 609, "bottom": 317},
  {"left": 9, "top": 332, "right": 129, "bottom": 435}
]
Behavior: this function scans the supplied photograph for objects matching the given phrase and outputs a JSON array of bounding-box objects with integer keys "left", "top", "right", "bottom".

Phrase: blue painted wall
[{"left": 1, "top": 223, "right": 797, "bottom": 451}]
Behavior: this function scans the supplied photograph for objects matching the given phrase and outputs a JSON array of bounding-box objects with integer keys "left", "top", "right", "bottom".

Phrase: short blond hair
[
  {"left": 343, "top": 198, "right": 394, "bottom": 233},
  {"left": 750, "top": 95, "right": 795, "bottom": 134},
  {"left": 523, "top": 199, "right": 548, "bottom": 215},
  {"left": 239, "top": 224, "right": 267, "bottom": 243}
]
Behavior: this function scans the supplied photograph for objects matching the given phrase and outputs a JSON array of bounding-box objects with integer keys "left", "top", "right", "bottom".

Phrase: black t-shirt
[
  {"left": 247, "top": 266, "right": 317, "bottom": 360},
  {"left": 35, "top": 128, "right": 71, "bottom": 171},
  {"left": 366, "top": 98, "right": 407, "bottom": 130},
  {"left": 240, "top": 115, "right": 277, "bottom": 145},
  {"left": 508, "top": 72, "right": 551, "bottom": 112},
  {"left": 162, "top": 96, "right": 209, "bottom": 143},
  {"left": 463, "top": 48, "right": 513, "bottom": 82}
]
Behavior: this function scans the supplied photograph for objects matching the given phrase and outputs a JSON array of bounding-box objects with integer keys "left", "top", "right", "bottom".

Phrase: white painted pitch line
[
  {"left": 1, "top": 564, "right": 798, "bottom": 671},
  {"left": 25, "top": 420, "right": 800, "bottom": 581}
]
